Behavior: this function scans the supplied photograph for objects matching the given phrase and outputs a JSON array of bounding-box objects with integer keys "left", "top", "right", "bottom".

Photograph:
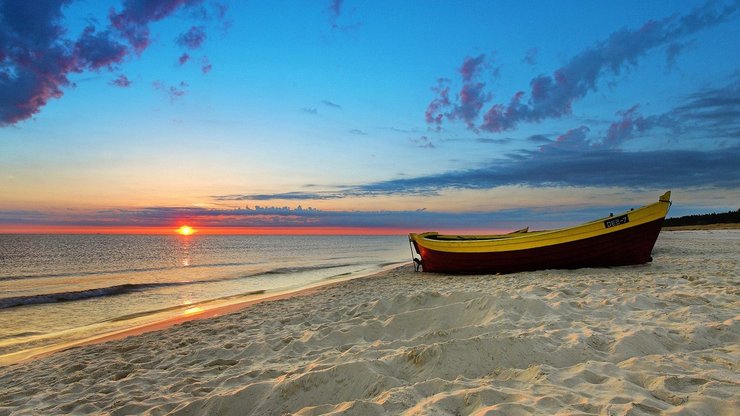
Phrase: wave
[
  {"left": 0, "top": 282, "right": 191, "bottom": 310},
  {"left": 0, "top": 262, "right": 359, "bottom": 310},
  {"left": 0, "top": 261, "right": 258, "bottom": 282}
]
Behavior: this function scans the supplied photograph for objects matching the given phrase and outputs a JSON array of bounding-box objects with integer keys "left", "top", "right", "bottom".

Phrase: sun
[{"left": 176, "top": 225, "right": 195, "bottom": 236}]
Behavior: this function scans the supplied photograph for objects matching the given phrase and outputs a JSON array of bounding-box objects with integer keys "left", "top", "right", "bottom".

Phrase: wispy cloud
[
  {"left": 522, "top": 47, "right": 538, "bottom": 66},
  {"left": 328, "top": 0, "right": 343, "bottom": 28},
  {"left": 154, "top": 80, "right": 188, "bottom": 102},
  {"left": 411, "top": 135, "right": 435, "bottom": 149},
  {"left": 322, "top": 99, "right": 342, "bottom": 109}
]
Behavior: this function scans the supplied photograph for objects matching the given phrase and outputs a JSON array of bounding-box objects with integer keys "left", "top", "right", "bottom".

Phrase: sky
[{"left": 1, "top": 0, "right": 739, "bottom": 234}]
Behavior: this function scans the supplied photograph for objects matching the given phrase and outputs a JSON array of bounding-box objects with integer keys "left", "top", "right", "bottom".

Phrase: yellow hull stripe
[{"left": 410, "top": 192, "right": 671, "bottom": 254}]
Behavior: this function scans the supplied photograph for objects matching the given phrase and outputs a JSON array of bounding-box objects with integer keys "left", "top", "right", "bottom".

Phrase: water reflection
[{"left": 179, "top": 234, "right": 193, "bottom": 267}]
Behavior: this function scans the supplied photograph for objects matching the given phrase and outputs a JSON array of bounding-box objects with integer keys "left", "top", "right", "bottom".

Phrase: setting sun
[{"left": 176, "top": 225, "right": 195, "bottom": 236}]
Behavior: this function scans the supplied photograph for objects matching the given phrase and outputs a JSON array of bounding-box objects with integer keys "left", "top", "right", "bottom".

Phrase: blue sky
[{"left": 1, "top": 0, "right": 738, "bottom": 232}]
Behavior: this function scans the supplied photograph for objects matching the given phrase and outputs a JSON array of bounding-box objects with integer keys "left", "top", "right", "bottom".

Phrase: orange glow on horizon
[
  {"left": 0, "top": 225, "right": 423, "bottom": 235},
  {"left": 176, "top": 225, "right": 195, "bottom": 235}
]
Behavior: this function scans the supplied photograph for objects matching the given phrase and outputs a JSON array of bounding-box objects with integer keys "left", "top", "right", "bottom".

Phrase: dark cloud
[
  {"left": 526, "top": 134, "right": 551, "bottom": 143},
  {"left": 1, "top": 0, "right": 78, "bottom": 126},
  {"left": 0, "top": 0, "right": 226, "bottom": 126},
  {"left": 538, "top": 126, "right": 591, "bottom": 152},
  {"left": 109, "top": 0, "right": 205, "bottom": 53},
  {"left": 219, "top": 141, "right": 740, "bottom": 201},
  {"left": 73, "top": 26, "right": 128, "bottom": 70},
  {"left": 178, "top": 52, "right": 190, "bottom": 65},
  {"left": 176, "top": 25, "right": 206, "bottom": 49},
  {"left": 425, "top": 1, "right": 739, "bottom": 133},
  {"left": 301, "top": 107, "right": 318, "bottom": 115},
  {"left": 354, "top": 146, "right": 740, "bottom": 195},
  {"left": 328, "top": 0, "right": 342, "bottom": 28},
  {"left": 479, "top": 1, "right": 738, "bottom": 132},
  {"left": 349, "top": 129, "right": 367, "bottom": 135},
  {"left": 110, "top": 74, "right": 132, "bottom": 87}
]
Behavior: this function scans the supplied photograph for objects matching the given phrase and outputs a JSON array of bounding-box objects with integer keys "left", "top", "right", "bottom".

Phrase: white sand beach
[{"left": 1, "top": 230, "right": 738, "bottom": 415}]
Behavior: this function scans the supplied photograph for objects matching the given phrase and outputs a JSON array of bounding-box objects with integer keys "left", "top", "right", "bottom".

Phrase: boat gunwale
[{"left": 410, "top": 192, "right": 671, "bottom": 253}]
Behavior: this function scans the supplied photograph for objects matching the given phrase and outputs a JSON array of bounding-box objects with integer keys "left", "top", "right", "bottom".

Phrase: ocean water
[{"left": 0, "top": 234, "right": 410, "bottom": 361}]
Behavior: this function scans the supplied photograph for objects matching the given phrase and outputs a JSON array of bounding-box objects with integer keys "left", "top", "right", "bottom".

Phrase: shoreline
[
  {"left": 2, "top": 231, "right": 737, "bottom": 414},
  {"left": 0, "top": 261, "right": 408, "bottom": 367}
]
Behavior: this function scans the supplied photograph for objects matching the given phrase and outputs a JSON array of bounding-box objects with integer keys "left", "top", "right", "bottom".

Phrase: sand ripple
[{"left": 1, "top": 231, "right": 738, "bottom": 415}]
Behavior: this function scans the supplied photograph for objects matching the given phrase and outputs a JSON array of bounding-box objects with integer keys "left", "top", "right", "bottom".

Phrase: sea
[{"left": 0, "top": 234, "right": 410, "bottom": 363}]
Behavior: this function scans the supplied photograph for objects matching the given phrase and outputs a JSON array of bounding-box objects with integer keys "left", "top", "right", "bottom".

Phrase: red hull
[{"left": 414, "top": 218, "right": 665, "bottom": 274}]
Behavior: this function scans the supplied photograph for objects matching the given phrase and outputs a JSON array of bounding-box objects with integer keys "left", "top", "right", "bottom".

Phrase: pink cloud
[
  {"left": 110, "top": 74, "right": 132, "bottom": 87},
  {"left": 478, "top": 1, "right": 737, "bottom": 132},
  {"left": 1, "top": 0, "right": 227, "bottom": 126},
  {"left": 177, "top": 25, "right": 207, "bottom": 49},
  {"left": 178, "top": 53, "right": 190, "bottom": 65}
]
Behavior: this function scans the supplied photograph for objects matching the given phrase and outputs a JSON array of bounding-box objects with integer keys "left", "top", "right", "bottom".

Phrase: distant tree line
[{"left": 664, "top": 209, "right": 740, "bottom": 226}]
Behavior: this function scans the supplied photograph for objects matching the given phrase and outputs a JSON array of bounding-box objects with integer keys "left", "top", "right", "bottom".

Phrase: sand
[{"left": 1, "top": 230, "right": 738, "bottom": 415}]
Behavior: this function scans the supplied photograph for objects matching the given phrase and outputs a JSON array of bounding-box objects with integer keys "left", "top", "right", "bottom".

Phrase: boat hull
[{"left": 413, "top": 217, "right": 665, "bottom": 274}]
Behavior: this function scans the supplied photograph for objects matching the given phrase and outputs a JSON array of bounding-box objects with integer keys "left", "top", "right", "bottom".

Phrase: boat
[{"left": 408, "top": 191, "right": 672, "bottom": 274}]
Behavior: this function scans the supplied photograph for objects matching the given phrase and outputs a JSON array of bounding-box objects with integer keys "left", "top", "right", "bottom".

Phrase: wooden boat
[{"left": 409, "top": 191, "right": 672, "bottom": 274}]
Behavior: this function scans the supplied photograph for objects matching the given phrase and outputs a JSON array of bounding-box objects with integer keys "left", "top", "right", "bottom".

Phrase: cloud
[
  {"left": 322, "top": 99, "right": 342, "bottom": 109},
  {"left": 0, "top": 203, "right": 583, "bottom": 231},
  {"left": 200, "top": 56, "right": 212, "bottom": 73},
  {"left": 110, "top": 74, "right": 132, "bottom": 87},
  {"left": 480, "top": 1, "right": 739, "bottom": 132},
  {"left": 522, "top": 47, "right": 538, "bottom": 65},
  {"left": 301, "top": 107, "right": 318, "bottom": 115},
  {"left": 178, "top": 52, "right": 190, "bottom": 65},
  {"left": 425, "top": 1, "right": 739, "bottom": 133},
  {"left": 411, "top": 135, "right": 435, "bottom": 149},
  {"left": 353, "top": 146, "right": 740, "bottom": 195},
  {"left": 0, "top": 1, "right": 82, "bottom": 126},
  {"left": 459, "top": 54, "right": 486, "bottom": 81},
  {"left": 427, "top": 55, "right": 493, "bottom": 130},
  {"left": 154, "top": 80, "right": 188, "bottom": 102},
  {"left": 349, "top": 129, "right": 367, "bottom": 135},
  {"left": 73, "top": 26, "right": 128, "bottom": 70},
  {"left": 601, "top": 105, "right": 674, "bottom": 149},
  {"left": 424, "top": 78, "right": 450, "bottom": 128},
  {"left": 475, "top": 138, "right": 512, "bottom": 145},
  {"left": 109, "top": 0, "right": 206, "bottom": 53},
  {"left": 526, "top": 134, "right": 551, "bottom": 144},
  {"left": 215, "top": 191, "right": 344, "bottom": 201},
  {"left": 176, "top": 25, "right": 206, "bottom": 49},
  {"left": 0, "top": 0, "right": 227, "bottom": 126}
]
